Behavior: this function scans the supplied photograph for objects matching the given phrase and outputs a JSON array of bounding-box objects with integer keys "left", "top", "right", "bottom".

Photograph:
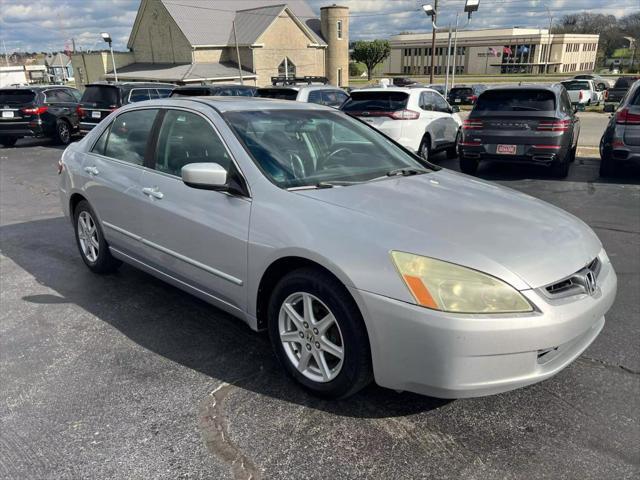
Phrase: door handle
[
  {"left": 142, "top": 187, "right": 164, "bottom": 199},
  {"left": 84, "top": 166, "right": 99, "bottom": 175}
]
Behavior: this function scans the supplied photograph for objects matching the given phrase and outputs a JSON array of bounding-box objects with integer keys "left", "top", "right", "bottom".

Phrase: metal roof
[
  {"left": 230, "top": 5, "right": 287, "bottom": 45},
  {"left": 159, "top": 0, "right": 326, "bottom": 47},
  {"left": 103, "top": 62, "right": 256, "bottom": 83}
]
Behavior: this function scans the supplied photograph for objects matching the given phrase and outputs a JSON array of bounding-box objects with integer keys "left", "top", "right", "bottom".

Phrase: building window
[
  {"left": 278, "top": 57, "right": 296, "bottom": 78},
  {"left": 337, "top": 68, "right": 342, "bottom": 86},
  {"left": 337, "top": 20, "right": 343, "bottom": 40}
]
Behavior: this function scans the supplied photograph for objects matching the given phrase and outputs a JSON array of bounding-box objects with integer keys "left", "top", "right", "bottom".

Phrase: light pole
[
  {"left": 101, "top": 32, "right": 118, "bottom": 82},
  {"left": 423, "top": 1, "right": 479, "bottom": 94}
]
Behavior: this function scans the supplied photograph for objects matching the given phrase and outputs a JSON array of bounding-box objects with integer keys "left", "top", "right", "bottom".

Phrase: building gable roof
[{"left": 158, "top": 0, "right": 326, "bottom": 47}]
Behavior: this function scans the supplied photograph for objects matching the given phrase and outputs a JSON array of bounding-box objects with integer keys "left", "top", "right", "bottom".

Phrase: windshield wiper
[
  {"left": 287, "top": 180, "right": 358, "bottom": 191},
  {"left": 386, "top": 167, "right": 429, "bottom": 177}
]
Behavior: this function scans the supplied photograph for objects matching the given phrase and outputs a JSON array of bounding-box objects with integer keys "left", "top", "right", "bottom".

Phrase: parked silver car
[{"left": 59, "top": 97, "right": 617, "bottom": 399}]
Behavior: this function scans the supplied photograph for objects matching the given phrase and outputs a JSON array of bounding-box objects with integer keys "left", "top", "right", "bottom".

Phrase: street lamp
[
  {"left": 464, "top": 0, "right": 480, "bottom": 18},
  {"left": 101, "top": 32, "right": 118, "bottom": 82}
]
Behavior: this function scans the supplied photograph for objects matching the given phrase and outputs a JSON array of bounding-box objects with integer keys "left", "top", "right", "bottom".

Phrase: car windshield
[
  {"left": 0, "top": 90, "right": 36, "bottom": 104},
  {"left": 450, "top": 88, "right": 473, "bottom": 96},
  {"left": 341, "top": 91, "right": 409, "bottom": 113},
  {"left": 256, "top": 88, "right": 298, "bottom": 100},
  {"left": 81, "top": 86, "right": 119, "bottom": 106},
  {"left": 224, "top": 109, "right": 431, "bottom": 189},
  {"left": 562, "top": 81, "right": 589, "bottom": 91},
  {"left": 475, "top": 89, "right": 556, "bottom": 111}
]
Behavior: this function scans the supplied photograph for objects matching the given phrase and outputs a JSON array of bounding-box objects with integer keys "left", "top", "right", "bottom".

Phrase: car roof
[
  {"left": 482, "top": 84, "right": 561, "bottom": 93},
  {"left": 258, "top": 85, "right": 340, "bottom": 92},
  {"left": 86, "top": 82, "right": 175, "bottom": 88},
  {"left": 125, "top": 96, "right": 334, "bottom": 113},
  {"left": 173, "top": 84, "right": 255, "bottom": 90},
  {"left": 0, "top": 85, "right": 72, "bottom": 91},
  {"left": 352, "top": 86, "right": 438, "bottom": 94}
]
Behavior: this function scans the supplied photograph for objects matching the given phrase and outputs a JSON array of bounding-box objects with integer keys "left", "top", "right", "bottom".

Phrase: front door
[{"left": 137, "top": 108, "right": 251, "bottom": 312}]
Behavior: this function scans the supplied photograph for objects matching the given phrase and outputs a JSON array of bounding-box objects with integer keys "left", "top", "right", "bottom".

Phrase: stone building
[{"left": 73, "top": 0, "right": 349, "bottom": 87}]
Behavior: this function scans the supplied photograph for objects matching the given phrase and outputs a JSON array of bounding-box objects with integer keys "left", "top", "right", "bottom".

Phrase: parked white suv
[
  {"left": 341, "top": 87, "right": 462, "bottom": 161},
  {"left": 256, "top": 85, "right": 349, "bottom": 108}
]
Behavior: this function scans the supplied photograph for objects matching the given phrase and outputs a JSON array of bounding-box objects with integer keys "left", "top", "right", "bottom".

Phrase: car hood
[{"left": 295, "top": 170, "right": 601, "bottom": 289}]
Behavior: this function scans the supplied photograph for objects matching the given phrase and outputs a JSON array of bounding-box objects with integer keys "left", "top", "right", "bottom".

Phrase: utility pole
[
  {"left": 429, "top": 0, "right": 438, "bottom": 83},
  {"left": 444, "top": 25, "right": 452, "bottom": 94},
  {"left": 2, "top": 40, "right": 9, "bottom": 67},
  {"left": 544, "top": 5, "right": 553, "bottom": 74},
  {"left": 232, "top": 20, "right": 244, "bottom": 85}
]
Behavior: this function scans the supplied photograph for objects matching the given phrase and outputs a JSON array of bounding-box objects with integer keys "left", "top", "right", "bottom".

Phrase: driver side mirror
[
  {"left": 450, "top": 105, "right": 460, "bottom": 113},
  {"left": 182, "top": 162, "right": 227, "bottom": 190}
]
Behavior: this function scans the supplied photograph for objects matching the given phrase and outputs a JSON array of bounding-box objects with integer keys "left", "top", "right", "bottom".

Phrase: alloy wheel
[
  {"left": 278, "top": 292, "right": 344, "bottom": 383},
  {"left": 77, "top": 211, "right": 99, "bottom": 262},
  {"left": 58, "top": 122, "right": 70, "bottom": 143}
]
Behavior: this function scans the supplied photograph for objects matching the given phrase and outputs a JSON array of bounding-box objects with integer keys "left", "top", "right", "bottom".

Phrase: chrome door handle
[
  {"left": 142, "top": 187, "right": 164, "bottom": 199},
  {"left": 84, "top": 166, "right": 99, "bottom": 175}
]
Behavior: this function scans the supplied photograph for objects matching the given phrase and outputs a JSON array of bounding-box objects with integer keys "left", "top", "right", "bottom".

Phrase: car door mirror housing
[
  {"left": 181, "top": 163, "right": 228, "bottom": 191},
  {"left": 451, "top": 105, "right": 460, "bottom": 113}
]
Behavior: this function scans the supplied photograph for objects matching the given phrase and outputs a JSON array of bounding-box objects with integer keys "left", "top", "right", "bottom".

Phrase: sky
[{"left": 0, "top": 0, "right": 638, "bottom": 53}]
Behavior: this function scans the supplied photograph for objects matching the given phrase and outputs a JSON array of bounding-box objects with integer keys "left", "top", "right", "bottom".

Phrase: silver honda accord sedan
[{"left": 58, "top": 97, "right": 617, "bottom": 399}]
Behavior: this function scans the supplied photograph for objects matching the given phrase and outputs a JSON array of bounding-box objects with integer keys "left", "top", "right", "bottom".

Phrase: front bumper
[{"left": 352, "top": 257, "right": 616, "bottom": 398}]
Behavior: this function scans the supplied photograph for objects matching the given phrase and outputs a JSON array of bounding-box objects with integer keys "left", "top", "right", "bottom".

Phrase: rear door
[
  {"left": 82, "top": 108, "right": 159, "bottom": 256},
  {"left": 137, "top": 108, "right": 251, "bottom": 312},
  {"left": 419, "top": 91, "right": 448, "bottom": 145},
  {"left": 43, "top": 89, "right": 78, "bottom": 132}
]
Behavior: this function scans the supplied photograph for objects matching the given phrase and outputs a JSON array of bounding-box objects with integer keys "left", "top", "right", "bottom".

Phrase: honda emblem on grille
[{"left": 584, "top": 270, "right": 597, "bottom": 295}]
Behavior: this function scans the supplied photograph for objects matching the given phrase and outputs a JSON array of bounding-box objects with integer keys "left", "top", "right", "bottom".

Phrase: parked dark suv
[
  {"left": 448, "top": 84, "right": 487, "bottom": 105},
  {"left": 170, "top": 84, "right": 257, "bottom": 97},
  {"left": 78, "top": 82, "right": 174, "bottom": 133},
  {"left": 0, "top": 85, "right": 81, "bottom": 147},
  {"left": 459, "top": 84, "right": 580, "bottom": 178},
  {"left": 599, "top": 79, "right": 640, "bottom": 176}
]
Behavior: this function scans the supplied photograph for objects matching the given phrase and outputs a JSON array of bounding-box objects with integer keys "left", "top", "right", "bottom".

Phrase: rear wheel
[
  {"left": 73, "top": 200, "right": 121, "bottom": 274},
  {"left": 446, "top": 129, "right": 460, "bottom": 159},
  {"left": 568, "top": 145, "right": 577, "bottom": 163},
  {"left": 267, "top": 268, "right": 373, "bottom": 399},
  {"left": 0, "top": 136, "right": 18, "bottom": 147},
  {"left": 419, "top": 135, "right": 431, "bottom": 162},
  {"left": 459, "top": 155, "right": 479, "bottom": 175},
  {"left": 550, "top": 150, "right": 570, "bottom": 178},
  {"left": 55, "top": 119, "right": 72, "bottom": 145}
]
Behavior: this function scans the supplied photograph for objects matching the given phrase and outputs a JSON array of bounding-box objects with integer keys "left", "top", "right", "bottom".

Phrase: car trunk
[
  {"left": 0, "top": 90, "right": 37, "bottom": 123},
  {"left": 79, "top": 85, "right": 120, "bottom": 125},
  {"left": 341, "top": 91, "right": 410, "bottom": 141}
]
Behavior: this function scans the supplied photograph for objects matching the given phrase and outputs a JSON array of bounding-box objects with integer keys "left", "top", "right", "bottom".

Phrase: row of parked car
[{"left": 2, "top": 75, "right": 639, "bottom": 177}]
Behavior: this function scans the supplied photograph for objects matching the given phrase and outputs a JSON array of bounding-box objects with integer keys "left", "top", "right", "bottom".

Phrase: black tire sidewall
[
  {"left": 1, "top": 136, "right": 18, "bottom": 147},
  {"left": 419, "top": 135, "right": 431, "bottom": 161},
  {"left": 459, "top": 155, "right": 479, "bottom": 174},
  {"left": 267, "top": 268, "right": 372, "bottom": 399}
]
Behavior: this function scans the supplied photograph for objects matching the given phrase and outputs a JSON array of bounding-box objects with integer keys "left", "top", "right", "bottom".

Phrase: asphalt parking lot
[{"left": 1, "top": 115, "right": 639, "bottom": 479}]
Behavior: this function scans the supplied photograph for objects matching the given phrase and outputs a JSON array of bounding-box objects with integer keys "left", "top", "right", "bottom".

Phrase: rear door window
[
  {"left": 81, "top": 86, "right": 120, "bottom": 107},
  {"left": 156, "top": 88, "right": 173, "bottom": 98},
  {"left": 307, "top": 90, "right": 324, "bottom": 105},
  {"left": 475, "top": 90, "right": 556, "bottom": 111},
  {"left": 322, "top": 90, "right": 349, "bottom": 108},
  {"left": 0, "top": 90, "right": 36, "bottom": 104},
  {"left": 103, "top": 109, "right": 158, "bottom": 165},
  {"left": 128, "top": 88, "right": 152, "bottom": 103},
  {"left": 341, "top": 91, "right": 409, "bottom": 113}
]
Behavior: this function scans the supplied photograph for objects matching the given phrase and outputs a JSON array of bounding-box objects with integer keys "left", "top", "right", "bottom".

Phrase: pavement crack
[
  {"left": 578, "top": 356, "right": 639, "bottom": 375},
  {"left": 199, "top": 375, "right": 263, "bottom": 480}
]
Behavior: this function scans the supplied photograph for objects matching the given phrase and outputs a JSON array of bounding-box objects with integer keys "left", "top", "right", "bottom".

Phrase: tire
[
  {"left": 55, "top": 119, "right": 72, "bottom": 145},
  {"left": 550, "top": 150, "right": 570, "bottom": 178},
  {"left": 446, "top": 129, "right": 460, "bottom": 159},
  {"left": 599, "top": 144, "right": 617, "bottom": 177},
  {"left": 73, "top": 200, "right": 122, "bottom": 274},
  {"left": 459, "top": 155, "right": 479, "bottom": 175},
  {"left": 0, "top": 136, "right": 18, "bottom": 147},
  {"left": 568, "top": 145, "right": 577, "bottom": 163},
  {"left": 267, "top": 268, "right": 373, "bottom": 399},
  {"left": 419, "top": 135, "right": 431, "bottom": 162}
]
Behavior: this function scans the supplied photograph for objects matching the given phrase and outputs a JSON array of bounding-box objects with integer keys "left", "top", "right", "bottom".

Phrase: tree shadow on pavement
[{"left": 1, "top": 216, "right": 449, "bottom": 419}]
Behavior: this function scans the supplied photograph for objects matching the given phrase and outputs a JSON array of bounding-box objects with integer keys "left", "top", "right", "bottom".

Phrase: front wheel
[
  {"left": 419, "top": 135, "right": 431, "bottom": 162},
  {"left": 267, "top": 268, "right": 373, "bottom": 399},
  {"left": 73, "top": 200, "right": 121, "bottom": 274}
]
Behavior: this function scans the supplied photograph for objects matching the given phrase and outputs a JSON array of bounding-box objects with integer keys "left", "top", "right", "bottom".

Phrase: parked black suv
[
  {"left": 77, "top": 82, "right": 174, "bottom": 133},
  {"left": 448, "top": 84, "right": 487, "bottom": 105},
  {"left": 0, "top": 85, "right": 81, "bottom": 147},
  {"left": 600, "top": 79, "right": 640, "bottom": 176},
  {"left": 459, "top": 84, "right": 580, "bottom": 178},
  {"left": 170, "top": 84, "right": 257, "bottom": 97}
]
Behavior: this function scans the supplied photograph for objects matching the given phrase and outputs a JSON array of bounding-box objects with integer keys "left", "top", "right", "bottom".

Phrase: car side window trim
[{"left": 145, "top": 106, "right": 252, "bottom": 198}]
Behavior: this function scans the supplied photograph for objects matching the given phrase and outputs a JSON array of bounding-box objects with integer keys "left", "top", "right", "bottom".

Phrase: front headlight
[{"left": 390, "top": 251, "right": 533, "bottom": 314}]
